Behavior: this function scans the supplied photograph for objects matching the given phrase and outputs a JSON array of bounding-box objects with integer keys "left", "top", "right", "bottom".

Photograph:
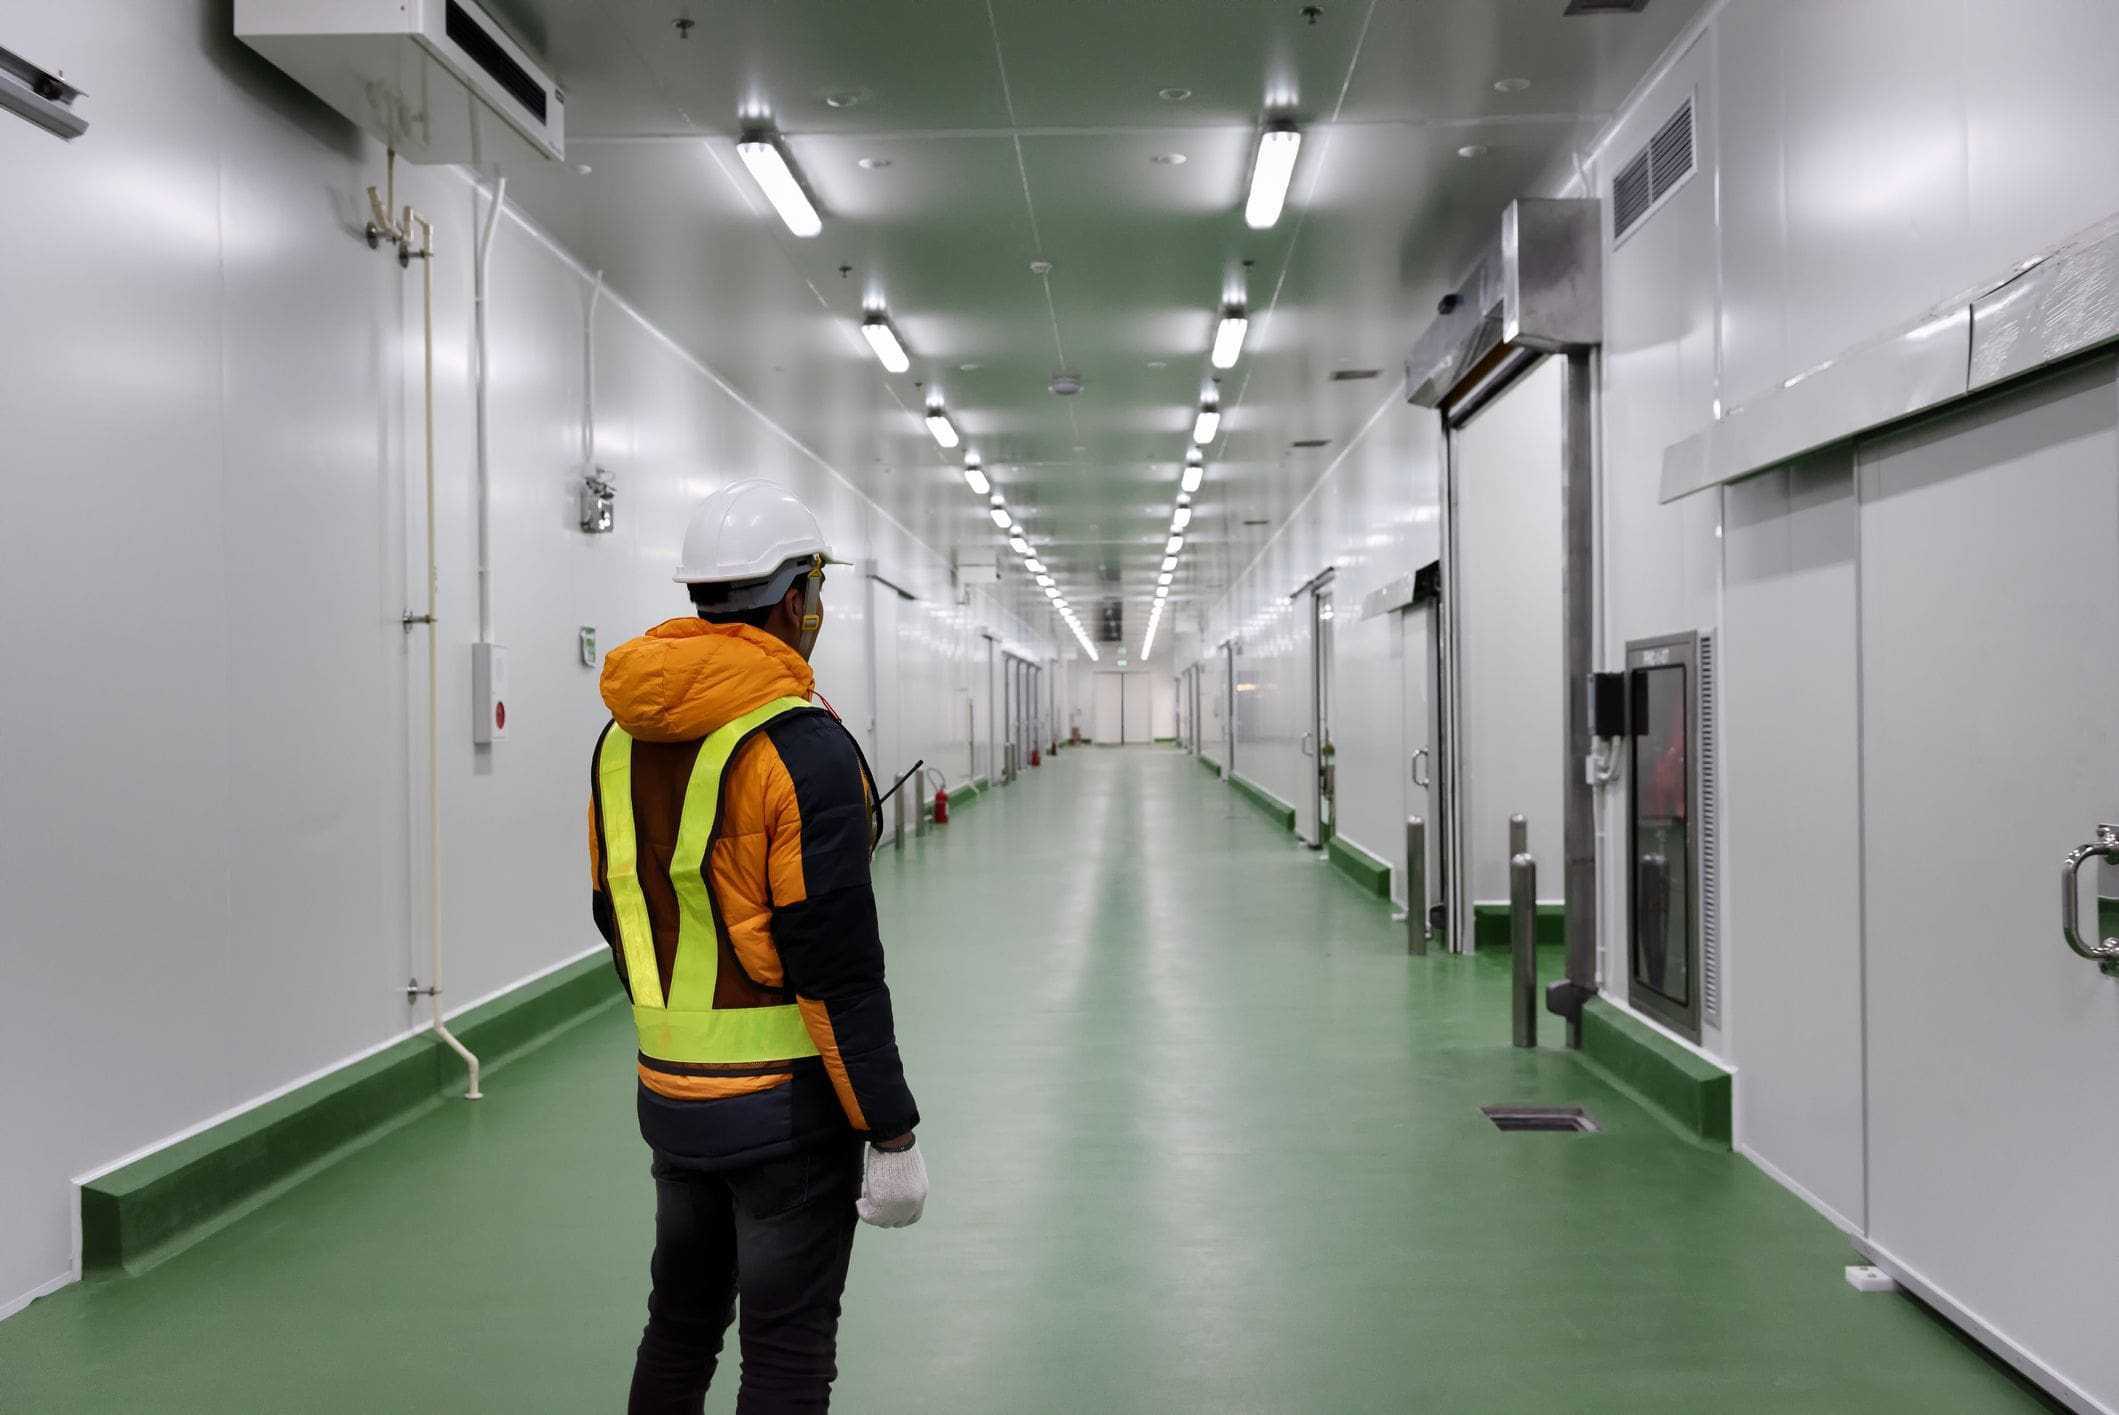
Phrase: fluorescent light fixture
[
  {"left": 1211, "top": 310, "right": 1249, "bottom": 370},
  {"left": 1026, "top": 558, "right": 1045, "bottom": 574},
  {"left": 1177, "top": 492, "right": 1193, "bottom": 507},
  {"left": 1162, "top": 555, "right": 1178, "bottom": 572},
  {"left": 963, "top": 464, "right": 991, "bottom": 496},
  {"left": 989, "top": 507, "right": 1011, "bottom": 529},
  {"left": 1166, "top": 534, "right": 1184, "bottom": 555},
  {"left": 1181, "top": 449, "right": 1205, "bottom": 494},
  {"left": 1193, "top": 404, "right": 1220, "bottom": 446},
  {"left": 1244, "top": 124, "right": 1301, "bottom": 230},
  {"left": 1158, "top": 572, "right": 1173, "bottom": 586},
  {"left": 1008, "top": 535, "right": 1030, "bottom": 556},
  {"left": 1172, "top": 506, "right": 1192, "bottom": 531},
  {"left": 737, "top": 136, "right": 823, "bottom": 238},
  {"left": 926, "top": 410, "right": 960, "bottom": 449},
  {"left": 1037, "top": 575, "right": 1055, "bottom": 588},
  {"left": 860, "top": 316, "right": 909, "bottom": 373},
  {"left": 1155, "top": 585, "right": 1170, "bottom": 598}
]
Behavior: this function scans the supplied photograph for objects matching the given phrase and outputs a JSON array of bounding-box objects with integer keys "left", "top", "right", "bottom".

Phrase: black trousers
[{"left": 628, "top": 1137, "right": 864, "bottom": 1414}]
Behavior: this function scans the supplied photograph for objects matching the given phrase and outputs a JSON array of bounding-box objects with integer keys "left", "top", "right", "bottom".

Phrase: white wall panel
[
  {"left": 1720, "top": 454, "right": 1864, "bottom": 1230},
  {"left": 0, "top": 0, "right": 1048, "bottom": 1316}
]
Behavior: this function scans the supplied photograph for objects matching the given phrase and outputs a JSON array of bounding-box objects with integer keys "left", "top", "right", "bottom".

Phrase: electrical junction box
[{"left": 472, "top": 642, "right": 508, "bottom": 743}]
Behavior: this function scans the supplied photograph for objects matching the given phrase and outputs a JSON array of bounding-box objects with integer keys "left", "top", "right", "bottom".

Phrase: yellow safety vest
[{"left": 595, "top": 695, "right": 821, "bottom": 1066}]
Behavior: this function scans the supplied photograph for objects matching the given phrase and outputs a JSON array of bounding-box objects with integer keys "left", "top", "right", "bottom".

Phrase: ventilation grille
[
  {"left": 1565, "top": 0, "right": 1651, "bottom": 12},
  {"left": 444, "top": 0, "right": 547, "bottom": 123},
  {"left": 1610, "top": 94, "right": 1695, "bottom": 244},
  {"left": 1328, "top": 368, "right": 1382, "bottom": 382},
  {"left": 1697, "top": 631, "right": 1721, "bottom": 1029},
  {"left": 1481, "top": 1105, "right": 1600, "bottom": 1133}
]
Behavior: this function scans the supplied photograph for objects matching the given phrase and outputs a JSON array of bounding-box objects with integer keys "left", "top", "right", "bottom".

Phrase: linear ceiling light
[
  {"left": 1162, "top": 555, "right": 1178, "bottom": 572},
  {"left": 1181, "top": 449, "right": 1205, "bottom": 494},
  {"left": 1211, "top": 308, "right": 1249, "bottom": 370},
  {"left": 736, "top": 135, "right": 823, "bottom": 238},
  {"left": 1026, "top": 557, "right": 1045, "bottom": 574},
  {"left": 1037, "top": 575, "right": 1055, "bottom": 588},
  {"left": 1165, "top": 534, "right": 1184, "bottom": 555},
  {"left": 1244, "top": 124, "right": 1302, "bottom": 230},
  {"left": 1192, "top": 400, "right": 1220, "bottom": 446},
  {"left": 926, "top": 407, "right": 960, "bottom": 449},
  {"left": 861, "top": 315, "right": 909, "bottom": 373},
  {"left": 1172, "top": 506, "right": 1192, "bottom": 531},
  {"left": 963, "top": 461, "right": 991, "bottom": 496},
  {"left": 1008, "top": 535, "right": 1030, "bottom": 555},
  {"left": 990, "top": 506, "right": 1012, "bottom": 530},
  {"left": 1158, "top": 572, "right": 1173, "bottom": 586}
]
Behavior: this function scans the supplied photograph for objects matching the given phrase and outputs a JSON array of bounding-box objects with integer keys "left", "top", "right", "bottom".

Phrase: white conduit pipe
[
  {"left": 412, "top": 208, "right": 483, "bottom": 1100},
  {"left": 584, "top": 269, "right": 603, "bottom": 467},
  {"left": 474, "top": 177, "right": 507, "bottom": 644}
]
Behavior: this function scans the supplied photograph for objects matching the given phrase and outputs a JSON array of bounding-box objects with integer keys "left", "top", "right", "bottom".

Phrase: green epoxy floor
[{"left": 0, "top": 748, "right": 2055, "bottom": 1413}]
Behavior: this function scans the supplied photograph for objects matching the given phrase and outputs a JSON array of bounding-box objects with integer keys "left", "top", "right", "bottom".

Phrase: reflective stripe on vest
[{"left": 596, "top": 695, "right": 821, "bottom": 1065}]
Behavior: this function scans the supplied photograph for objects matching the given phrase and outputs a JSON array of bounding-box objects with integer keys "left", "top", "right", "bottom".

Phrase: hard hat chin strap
[{"left": 794, "top": 553, "right": 826, "bottom": 659}]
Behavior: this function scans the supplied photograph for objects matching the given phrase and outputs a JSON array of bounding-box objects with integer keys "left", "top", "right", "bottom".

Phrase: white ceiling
[{"left": 492, "top": 0, "right": 1706, "bottom": 640}]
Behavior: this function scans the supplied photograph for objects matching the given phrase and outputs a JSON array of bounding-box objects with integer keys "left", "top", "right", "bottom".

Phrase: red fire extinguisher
[
  {"left": 933, "top": 786, "right": 949, "bottom": 825},
  {"left": 1030, "top": 748, "right": 1040, "bottom": 768}
]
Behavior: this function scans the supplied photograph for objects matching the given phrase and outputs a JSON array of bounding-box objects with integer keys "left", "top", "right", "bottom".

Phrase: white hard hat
[{"left": 674, "top": 479, "right": 833, "bottom": 607}]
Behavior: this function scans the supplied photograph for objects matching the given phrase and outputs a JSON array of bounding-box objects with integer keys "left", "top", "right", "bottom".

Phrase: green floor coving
[{"left": 0, "top": 748, "right": 2053, "bottom": 1413}]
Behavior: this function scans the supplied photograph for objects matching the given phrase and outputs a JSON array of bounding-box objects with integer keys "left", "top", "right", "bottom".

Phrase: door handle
[
  {"left": 1299, "top": 732, "right": 1314, "bottom": 758},
  {"left": 2061, "top": 824, "right": 2119, "bottom": 975},
  {"left": 1411, "top": 748, "right": 1431, "bottom": 788}
]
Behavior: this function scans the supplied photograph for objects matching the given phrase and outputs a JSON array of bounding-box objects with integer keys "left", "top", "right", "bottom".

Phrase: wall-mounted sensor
[
  {"left": 578, "top": 626, "right": 597, "bottom": 668},
  {"left": 579, "top": 469, "right": 614, "bottom": 533},
  {"left": 473, "top": 643, "right": 509, "bottom": 744}
]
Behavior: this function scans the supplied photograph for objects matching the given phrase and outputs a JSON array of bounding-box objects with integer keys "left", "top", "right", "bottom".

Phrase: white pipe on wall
[
  {"left": 411, "top": 207, "right": 482, "bottom": 1101},
  {"left": 474, "top": 177, "right": 507, "bottom": 645}
]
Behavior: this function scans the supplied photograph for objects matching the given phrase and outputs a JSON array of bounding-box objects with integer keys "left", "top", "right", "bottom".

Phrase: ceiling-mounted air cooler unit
[{"left": 235, "top": 0, "right": 565, "bottom": 165}]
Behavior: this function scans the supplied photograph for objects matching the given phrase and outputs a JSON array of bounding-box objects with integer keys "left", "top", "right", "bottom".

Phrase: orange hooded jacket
[{"left": 590, "top": 617, "right": 918, "bottom": 1165}]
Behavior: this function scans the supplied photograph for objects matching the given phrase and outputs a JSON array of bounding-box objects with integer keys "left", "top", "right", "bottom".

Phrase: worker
[{"left": 588, "top": 478, "right": 926, "bottom": 1413}]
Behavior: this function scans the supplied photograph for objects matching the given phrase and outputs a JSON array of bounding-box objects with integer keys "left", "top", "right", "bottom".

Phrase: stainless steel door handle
[
  {"left": 1411, "top": 748, "right": 1431, "bottom": 788},
  {"left": 2060, "top": 824, "right": 2119, "bottom": 975},
  {"left": 1299, "top": 732, "right": 1314, "bottom": 758}
]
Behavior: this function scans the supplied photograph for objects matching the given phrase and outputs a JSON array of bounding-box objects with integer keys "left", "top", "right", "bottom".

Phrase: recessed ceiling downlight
[
  {"left": 1151, "top": 152, "right": 1188, "bottom": 166},
  {"left": 1493, "top": 77, "right": 1531, "bottom": 93},
  {"left": 1158, "top": 86, "right": 1193, "bottom": 102},
  {"left": 857, "top": 156, "right": 893, "bottom": 170},
  {"left": 1457, "top": 144, "right": 1488, "bottom": 159}
]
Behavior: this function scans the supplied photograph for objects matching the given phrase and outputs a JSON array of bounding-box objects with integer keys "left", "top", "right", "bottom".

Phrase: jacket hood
[{"left": 600, "top": 617, "right": 814, "bottom": 743}]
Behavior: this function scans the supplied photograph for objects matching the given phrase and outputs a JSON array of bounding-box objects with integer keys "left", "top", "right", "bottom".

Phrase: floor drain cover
[{"left": 1481, "top": 1104, "right": 1599, "bottom": 1133}]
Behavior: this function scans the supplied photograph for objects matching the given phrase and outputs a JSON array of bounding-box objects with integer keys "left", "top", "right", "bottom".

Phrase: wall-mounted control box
[{"left": 473, "top": 642, "right": 509, "bottom": 744}]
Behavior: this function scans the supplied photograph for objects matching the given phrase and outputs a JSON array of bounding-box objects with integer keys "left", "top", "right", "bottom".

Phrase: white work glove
[{"left": 857, "top": 1140, "right": 927, "bottom": 1229}]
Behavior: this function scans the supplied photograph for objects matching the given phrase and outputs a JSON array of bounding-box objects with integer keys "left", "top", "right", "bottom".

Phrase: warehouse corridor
[{"left": 0, "top": 750, "right": 2048, "bottom": 1414}]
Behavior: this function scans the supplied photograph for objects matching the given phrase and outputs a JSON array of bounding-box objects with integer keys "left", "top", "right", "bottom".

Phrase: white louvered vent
[
  {"left": 1697, "top": 630, "right": 1721, "bottom": 1029},
  {"left": 1610, "top": 93, "right": 1696, "bottom": 246}
]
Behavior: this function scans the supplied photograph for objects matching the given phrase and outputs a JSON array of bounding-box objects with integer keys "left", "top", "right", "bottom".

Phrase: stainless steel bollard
[
  {"left": 1511, "top": 851, "right": 1537, "bottom": 1048},
  {"left": 914, "top": 769, "right": 929, "bottom": 839},
  {"left": 1509, "top": 813, "right": 1528, "bottom": 860},
  {"left": 893, "top": 774, "right": 906, "bottom": 850},
  {"left": 1406, "top": 816, "right": 1428, "bottom": 956}
]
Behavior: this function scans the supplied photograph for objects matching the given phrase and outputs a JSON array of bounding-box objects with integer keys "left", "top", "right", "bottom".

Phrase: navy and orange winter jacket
[{"left": 589, "top": 617, "right": 919, "bottom": 1165}]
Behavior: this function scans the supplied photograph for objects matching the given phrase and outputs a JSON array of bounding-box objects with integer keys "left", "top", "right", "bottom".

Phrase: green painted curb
[
  {"left": 1197, "top": 755, "right": 1224, "bottom": 778},
  {"left": 1472, "top": 902, "right": 1567, "bottom": 951},
  {"left": 946, "top": 776, "right": 990, "bottom": 813},
  {"left": 1579, "top": 997, "right": 1732, "bottom": 1147},
  {"left": 1327, "top": 835, "right": 1392, "bottom": 898},
  {"left": 1227, "top": 773, "right": 1296, "bottom": 832},
  {"left": 80, "top": 954, "right": 619, "bottom": 1276}
]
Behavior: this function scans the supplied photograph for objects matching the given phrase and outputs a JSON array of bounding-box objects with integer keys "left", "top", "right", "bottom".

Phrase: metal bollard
[
  {"left": 1509, "top": 813, "right": 1528, "bottom": 860},
  {"left": 1405, "top": 816, "right": 1428, "bottom": 956},
  {"left": 913, "top": 769, "right": 929, "bottom": 839},
  {"left": 893, "top": 774, "right": 906, "bottom": 851},
  {"left": 1511, "top": 851, "right": 1538, "bottom": 1048}
]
